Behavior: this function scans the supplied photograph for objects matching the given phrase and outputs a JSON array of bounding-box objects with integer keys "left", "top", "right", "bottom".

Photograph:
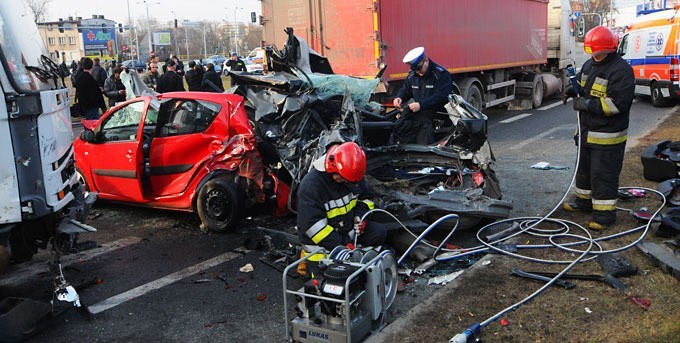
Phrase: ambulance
[{"left": 619, "top": 7, "right": 680, "bottom": 106}]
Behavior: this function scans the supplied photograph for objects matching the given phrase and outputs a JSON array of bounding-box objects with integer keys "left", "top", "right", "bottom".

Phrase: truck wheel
[
  {"left": 530, "top": 74, "right": 544, "bottom": 108},
  {"left": 196, "top": 177, "right": 244, "bottom": 232},
  {"left": 464, "top": 83, "right": 483, "bottom": 111},
  {"left": 651, "top": 82, "right": 668, "bottom": 107}
]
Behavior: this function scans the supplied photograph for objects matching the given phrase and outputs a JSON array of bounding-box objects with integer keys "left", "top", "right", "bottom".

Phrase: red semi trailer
[{"left": 261, "top": 0, "right": 596, "bottom": 110}]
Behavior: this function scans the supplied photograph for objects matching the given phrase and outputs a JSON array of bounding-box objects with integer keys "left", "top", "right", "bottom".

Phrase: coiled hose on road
[{"left": 354, "top": 102, "right": 668, "bottom": 343}]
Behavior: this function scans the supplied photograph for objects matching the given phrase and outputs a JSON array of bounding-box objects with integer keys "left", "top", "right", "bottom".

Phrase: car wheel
[
  {"left": 651, "top": 82, "right": 668, "bottom": 107},
  {"left": 196, "top": 176, "right": 244, "bottom": 232},
  {"left": 76, "top": 168, "right": 90, "bottom": 193}
]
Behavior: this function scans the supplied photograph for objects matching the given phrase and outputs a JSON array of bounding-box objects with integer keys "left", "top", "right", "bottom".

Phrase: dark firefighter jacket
[
  {"left": 296, "top": 168, "right": 374, "bottom": 249},
  {"left": 575, "top": 53, "right": 635, "bottom": 149},
  {"left": 395, "top": 60, "right": 452, "bottom": 117}
]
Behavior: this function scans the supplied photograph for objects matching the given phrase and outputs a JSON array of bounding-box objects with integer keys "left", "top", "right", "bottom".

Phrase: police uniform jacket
[
  {"left": 296, "top": 168, "right": 373, "bottom": 249},
  {"left": 575, "top": 53, "right": 635, "bottom": 149},
  {"left": 395, "top": 60, "right": 452, "bottom": 117}
]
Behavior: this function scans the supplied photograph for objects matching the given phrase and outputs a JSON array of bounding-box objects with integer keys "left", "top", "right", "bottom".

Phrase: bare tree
[{"left": 26, "top": 0, "right": 53, "bottom": 23}]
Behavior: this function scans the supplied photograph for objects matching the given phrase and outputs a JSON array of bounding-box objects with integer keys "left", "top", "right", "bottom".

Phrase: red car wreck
[{"left": 74, "top": 92, "right": 290, "bottom": 232}]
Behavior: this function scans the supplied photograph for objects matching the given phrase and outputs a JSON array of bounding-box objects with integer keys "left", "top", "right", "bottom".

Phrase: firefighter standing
[
  {"left": 562, "top": 26, "right": 635, "bottom": 230},
  {"left": 392, "top": 47, "right": 452, "bottom": 144},
  {"left": 296, "top": 142, "right": 388, "bottom": 251}
]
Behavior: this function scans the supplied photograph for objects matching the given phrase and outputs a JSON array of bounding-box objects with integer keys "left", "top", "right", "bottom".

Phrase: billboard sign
[
  {"left": 82, "top": 28, "right": 117, "bottom": 57},
  {"left": 153, "top": 32, "right": 172, "bottom": 46}
]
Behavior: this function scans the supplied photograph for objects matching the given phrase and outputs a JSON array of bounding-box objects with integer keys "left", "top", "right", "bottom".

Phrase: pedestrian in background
[
  {"left": 185, "top": 61, "right": 203, "bottom": 91},
  {"left": 562, "top": 26, "right": 635, "bottom": 231},
  {"left": 75, "top": 57, "right": 106, "bottom": 120},
  {"left": 201, "top": 63, "right": 224, "bottom": 92},
  {"left": 103, "top": 66, "right": 127, "bottom": 108},
  {"left": 91, "top": 57, "right": 108, "bottom": 89},
  {"left": 156, "top": 59, "right": 185, "bottom": 93},
  {"left": 391, "top": 47, "right": 452, "bottom": 144},
  {"left": 143, "top": 62, "right": 160, "bottom": 91}
]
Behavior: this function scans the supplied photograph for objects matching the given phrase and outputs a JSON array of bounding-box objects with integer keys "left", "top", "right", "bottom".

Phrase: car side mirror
[{"left": 80, "top": 129, "right": 96, "bottom": 143}]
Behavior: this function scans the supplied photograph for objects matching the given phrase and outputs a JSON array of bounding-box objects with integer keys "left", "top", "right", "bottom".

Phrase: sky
[{"left": 45, "top": 0, "right": 261, "bottom": 25}]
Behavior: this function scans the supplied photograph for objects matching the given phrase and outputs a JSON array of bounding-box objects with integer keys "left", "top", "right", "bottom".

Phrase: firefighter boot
[
  {"left": 589, "top": 210, "right": 616, "bottom": 231},
  {"left": 563, "top": 198, "right": 592, "bottom": 212}
]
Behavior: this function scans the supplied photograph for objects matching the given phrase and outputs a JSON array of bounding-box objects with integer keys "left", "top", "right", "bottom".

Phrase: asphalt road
[{"left": 3, "top": 95, "right": 673, "bottom": 343}]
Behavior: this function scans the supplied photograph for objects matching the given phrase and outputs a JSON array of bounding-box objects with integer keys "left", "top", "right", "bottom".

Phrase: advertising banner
[{"left": 82, "top": 28, "right": 117, "bottom": 57}]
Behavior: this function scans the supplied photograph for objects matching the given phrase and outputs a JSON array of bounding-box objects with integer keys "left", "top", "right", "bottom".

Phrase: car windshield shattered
[{"left": 226, "top": 33, "right": 512, "bottom": 230}]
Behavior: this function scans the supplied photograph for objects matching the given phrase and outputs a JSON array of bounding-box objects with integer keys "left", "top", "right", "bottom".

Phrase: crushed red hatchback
[{"left": 74, "top": 92, "right": 290, "bottom": 232}]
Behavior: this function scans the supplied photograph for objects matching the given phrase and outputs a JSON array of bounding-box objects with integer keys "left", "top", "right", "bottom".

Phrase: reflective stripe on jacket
[
  {"left": 575, "top": 53, "right": 635, "bottom": 149},
  {"left": 296, "top": 169, "right": 371, "bottom": 249}
]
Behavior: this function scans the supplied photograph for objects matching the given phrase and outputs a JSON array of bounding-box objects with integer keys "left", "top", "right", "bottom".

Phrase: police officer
[
  {"left": 225, "top": 52, "right": 246, "bottom": 72},
  {"left": 296, "top": 142, "right": 388, "bottom": 251},
  {"left": 562, "top": 26, "right": 635, "bottom": 231},
  {"left": 392, "top": 47, "right": 452, "bottom": 144}
]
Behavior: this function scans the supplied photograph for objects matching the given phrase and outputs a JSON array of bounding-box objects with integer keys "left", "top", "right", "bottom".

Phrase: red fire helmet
[
  {"left": 584, "top": 26, "right": 618, "bottom": 55},
  {"left": 325, "top": 142, "right": 366, "bottom": 182}
]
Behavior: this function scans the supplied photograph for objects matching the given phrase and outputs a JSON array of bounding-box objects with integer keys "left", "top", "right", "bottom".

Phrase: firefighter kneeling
[{"left": 295, "top": 142, "right": 389, "bottom": 276}]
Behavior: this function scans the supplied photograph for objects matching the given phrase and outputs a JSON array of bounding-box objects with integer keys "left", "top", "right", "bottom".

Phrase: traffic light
[
  {"left": 118, "top": 23, "right": 123, "bottom": 33},
  {"left": 58, "top": 18, "right": 64, "bottom": 33},
  {"left": 251, "top": 12, "right": 256, "bottom": 23},
  {"left": 174, "top": 19, "right": 178, "bottom": 28},
  {"left": 102, "top": 23, "right": 107, "bottom": 33}
]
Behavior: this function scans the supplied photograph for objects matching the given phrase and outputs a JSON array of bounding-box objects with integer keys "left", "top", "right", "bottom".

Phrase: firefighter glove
[
  {"left": 346, "top": 243, "right": 355, "bottom": 250},
  {"left": 356, "top": 221, "right": 366, "bottom": 235},
  {"left": 573, "top": 97, "right": 591, "bottom": 111},
  {"left": 353, "top": 216, "right": 366, "bottom": 235},
  {"left": 562, "top": 85, "right": 578, "bottom": 104}
]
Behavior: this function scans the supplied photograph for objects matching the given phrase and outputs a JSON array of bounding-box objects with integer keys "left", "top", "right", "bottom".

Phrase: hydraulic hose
[{"left": 357, "top": 71, "right": 665, "bottom": 341}]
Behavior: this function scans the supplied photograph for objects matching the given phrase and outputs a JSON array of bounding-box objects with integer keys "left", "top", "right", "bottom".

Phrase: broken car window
[
  {"left": 156, "top": 99, "right": 221, "bottom": 137},
  {"left": 100, "top": 101, "right": 145, "bottom": 142}
]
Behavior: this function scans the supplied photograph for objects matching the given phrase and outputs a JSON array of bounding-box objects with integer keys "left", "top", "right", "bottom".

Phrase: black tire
[
  {"left": 650, "top": 82, "right": 668, "bottom": 107},
  {"left": 531, "top": 74, "right": 544, "bottom": 108},
  {"left": 196, "top": 177, "right": 244, "bottom": 232},
  {"left": 464, "top": 83, "right": 483, "bottom": 111}
]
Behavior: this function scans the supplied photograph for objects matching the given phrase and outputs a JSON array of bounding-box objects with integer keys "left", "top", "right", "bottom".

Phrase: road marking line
[
  {"left": 500, "top": 113, "right": 533, "bottom": 123},
  {"left": 88, "top": 251, "right": 241, "bottom": 314},
  {"left": 497, "top": 124, "right": 574, "bottom": 153},
  {"left": 0, "top": 236, "right": 143, "bottom": 287},
  {"left": 538, "top": 100, "right": 565, "bottom": 111}
]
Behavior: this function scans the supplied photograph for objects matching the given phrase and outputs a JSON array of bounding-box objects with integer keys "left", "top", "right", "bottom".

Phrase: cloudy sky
[{"left": 45, "top": 0, "right": 261, "bottom": 24}]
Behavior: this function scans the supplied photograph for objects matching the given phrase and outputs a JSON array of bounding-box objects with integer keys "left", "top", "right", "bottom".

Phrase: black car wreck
[{"left": 226, "top": 32, "right": 512, "bottom": 233}]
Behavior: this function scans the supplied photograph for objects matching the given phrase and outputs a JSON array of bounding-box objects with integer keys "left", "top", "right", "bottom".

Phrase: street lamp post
[
  {"left": 140, "top": 1, "right": 159, "bottom": 59},
  {"left": 203, "top": 24, "right": 207, "bottom": 59},
  {"left": 227, "top": 6, "right": 243, "bottom": 55},
  {"left": 184, "top": 21, "right": 189, "bottom": 58}
]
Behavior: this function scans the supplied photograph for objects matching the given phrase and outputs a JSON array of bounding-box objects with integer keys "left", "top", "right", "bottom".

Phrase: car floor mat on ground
[{"left": 637, "top": 242, "right": 680, "bottom": 282}]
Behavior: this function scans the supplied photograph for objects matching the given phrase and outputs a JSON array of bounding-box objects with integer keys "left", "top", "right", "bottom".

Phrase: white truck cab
[{"left": 0, "top": 2, "right": 96, "bottom": 339}]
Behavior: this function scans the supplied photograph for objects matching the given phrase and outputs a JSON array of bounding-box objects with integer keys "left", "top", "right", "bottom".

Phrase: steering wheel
[{"left": 41, "top": 55, "right": 60, "bottom": 75}]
